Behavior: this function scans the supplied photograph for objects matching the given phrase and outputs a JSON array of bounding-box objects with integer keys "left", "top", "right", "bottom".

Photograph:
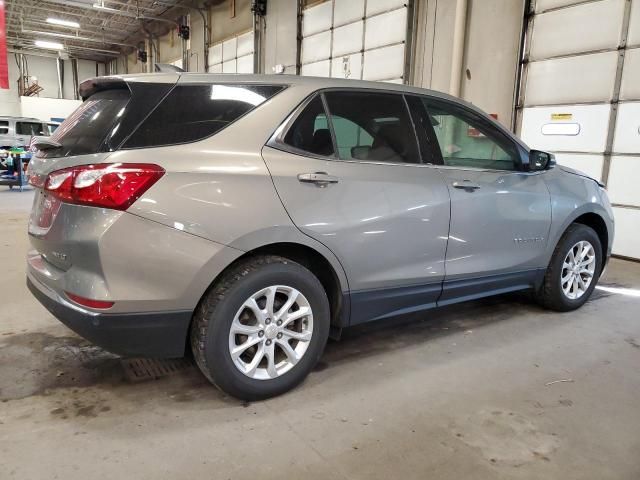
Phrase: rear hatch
[{"left": 28, "top": 75, "right": 179, "bottom": 270}]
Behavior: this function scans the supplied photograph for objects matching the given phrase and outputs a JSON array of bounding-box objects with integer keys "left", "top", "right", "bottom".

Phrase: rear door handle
[
  {"left": 452, "top": 180, "right": 481, "bottom": 191},
  {"left": 298, "top": 172, "right": 339, "bottom": 186}
]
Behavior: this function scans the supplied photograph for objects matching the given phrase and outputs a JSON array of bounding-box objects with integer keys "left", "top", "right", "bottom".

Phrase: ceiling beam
[
  {"left": 19, "top": 28, "right": 135, "bottom": 48},
  {"left": 6, "top": 19, "right": 130, "bottom": 38},
  {"left": 4, "top": 1, "right": 146, "bottom": 28},
  {"left": 35, "top": 0, "right": 180, "bottom": 25}
]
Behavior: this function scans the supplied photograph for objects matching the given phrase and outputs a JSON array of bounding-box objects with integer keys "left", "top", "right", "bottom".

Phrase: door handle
[
  {"left": 452, "top": 180, "right": 481, "bottom": 191},
  {"left": 298, "top": 172, "right": 339, "bottom": 186}
]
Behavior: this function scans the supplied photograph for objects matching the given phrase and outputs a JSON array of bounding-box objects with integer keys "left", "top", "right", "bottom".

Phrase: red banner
[{"left": 0, "top": 0, "right": 8, "bottom": 89}]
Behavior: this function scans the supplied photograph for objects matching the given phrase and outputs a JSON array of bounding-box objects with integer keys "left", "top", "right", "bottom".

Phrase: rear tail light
[
  {"left": 65, "top": 292, "right": 114, "bottom": 310},
  {"left": 38, "top": 163, "right": 164, "bottom": 210}
]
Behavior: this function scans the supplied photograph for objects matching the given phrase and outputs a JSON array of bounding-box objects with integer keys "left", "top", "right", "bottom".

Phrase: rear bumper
[{"left": 27, "top": 273, "right": 192, "bottom": 358}]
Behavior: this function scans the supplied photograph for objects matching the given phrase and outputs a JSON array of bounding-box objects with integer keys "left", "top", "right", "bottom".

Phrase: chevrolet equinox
[{"left": 26, "top": 74, "right": 614, "bottom": 400}]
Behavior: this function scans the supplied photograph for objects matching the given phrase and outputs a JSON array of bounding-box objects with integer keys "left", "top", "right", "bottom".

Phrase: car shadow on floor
[{"left": 0, "top": 286, "right": 617, "bottom": 404}]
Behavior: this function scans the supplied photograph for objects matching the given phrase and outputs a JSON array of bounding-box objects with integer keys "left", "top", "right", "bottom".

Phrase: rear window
[
  {"left": 122, "top": 84, "right": 284, "bottom": 149},
  {"left": 43, "top": 89, "right": 131, "bottom": 158}
]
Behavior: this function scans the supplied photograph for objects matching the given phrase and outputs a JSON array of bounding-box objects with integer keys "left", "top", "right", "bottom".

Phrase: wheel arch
[
  {"left": 571, "top": 212, "right": 609, "bottom": 270},
  {"left": 194, "top": 240, "right": 350, "bottom": 333},
  {"left": 239, "top": 243, "right": 349, "bottom": 328}
]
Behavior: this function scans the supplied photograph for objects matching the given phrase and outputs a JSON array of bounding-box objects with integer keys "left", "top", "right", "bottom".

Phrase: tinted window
[
  {"left": 405, "top": 96, "right": 440, "bottom": 164},
  {"left": 41, "top": 88, "right": 131, "bottom": 158},
  {"left": 324, "top": 91, "right": 420, "bottom": 164},
  {"left": 16, "top": 122, "right": 45, "bottom": 136},
  {"left": 0, "top": 121, "right": 8, "bottom": 134},
  {"left": 282, "top": 96, "right": 334, "bottom": 157},
  {"left": 423, "top": 98, "right": 519, "bottom": 171},
  {"left": 124, "top": 84, "right": 284, "bottom": 149}
]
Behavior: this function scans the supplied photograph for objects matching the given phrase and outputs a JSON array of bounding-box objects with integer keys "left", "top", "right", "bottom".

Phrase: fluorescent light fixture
[
  {"left": 92, "top": 2, "right": 118, "bottom": 11},
  {"left": 34, "top": 40, "right": 64, "bottom": 50},
  {"left": 46, "top": 17, "right": 80, "bottom": 28}
]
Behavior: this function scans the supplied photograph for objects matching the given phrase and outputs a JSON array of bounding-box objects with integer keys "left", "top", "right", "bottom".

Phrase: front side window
[
  {"left": 124, "top": 84, "right": 284, "bottom": 149},
  {"left": 16, "top": 122, "right": 44, "bottom": 136},
  {"left": 422, "top": 98, "right": 519, "bottom": 171},
  {"left": 324, "top": 91, "right": 420, "bottom": 164},
  {"left": 0, "top": 121, "right": 8, "bottom": 134},
  {"left": 282, "top": 96, "right": 334, "bottom": 157}
]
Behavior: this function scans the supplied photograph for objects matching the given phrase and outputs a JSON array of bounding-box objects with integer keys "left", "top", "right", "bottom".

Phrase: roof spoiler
[{"left": 78, "top": 77, "right": 129, "bottom": 101}]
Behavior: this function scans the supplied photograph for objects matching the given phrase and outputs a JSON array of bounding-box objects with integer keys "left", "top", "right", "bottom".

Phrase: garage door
[
  {"left": 208, "top": 30, "right": 254, "bottom": 74},
  {"left": 519, "top": 0, "right": 640, "bottom": 259},
  {"left": 300, "top": 0, "right": 409, "bottom": 83}
]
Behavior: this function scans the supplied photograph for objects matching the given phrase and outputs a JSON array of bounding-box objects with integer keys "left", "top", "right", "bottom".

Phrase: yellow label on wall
[{"left": 551, "top": 113, "right": 573, "bottom": 121}]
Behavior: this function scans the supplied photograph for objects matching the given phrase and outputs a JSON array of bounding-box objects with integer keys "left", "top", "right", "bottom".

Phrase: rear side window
[
  {"left": 0, "top": 121, "right": 8, "bottom": 134},
  {"left": 16, "top": 122, "right": 45, "bottom": 136},
  {"left": 283, "top": 96, "right": 334, "bottom": 157},
  {"left": 323, "top": 91, "right": 420, "bottom": 164},
  {"left": 123, "top": 84, "right": 284, "bottom": 149},
  {"left": 42, "top": 89, "right": 131, "bottom": 158}
]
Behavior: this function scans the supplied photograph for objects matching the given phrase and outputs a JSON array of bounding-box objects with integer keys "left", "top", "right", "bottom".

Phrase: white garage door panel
[
  {"left": 554, "top": 153, "right": 604, "bottom": 181},
  {"left": 611, "top": 207, "right": 640, "bottom": 257},
  {"left": 520, "top": 104, "right": 611, "bottom": 152},
  {"left": 331, "top": 53, "right": 362, "bottom": 79},
  {"left": 333, "top": 0, "right": 364, "bottom": 27},
  {"left": 222, "top": 59, "right": 237, "bottom": 73},
  {"left": 535, "top": 0, "right": 587, "bottom": 13},
  {"left": 301, "top": 59, "right": 331, "bottom": 77},
  {"left": 628, "top": 0, "right": 640, "bottom": 47},
  {"left": 208, "top": 43, "right": 222, "bottom": 65},
  {"left": 366, "top": 0, "right": 405, "bottom": 16},
  {"left": 209, "top": 63, "right": 222, "bottom": 73},
  {"left": 222, "top": 38, "right": 237, "bottom": 62},
  {"left": 332, "top": 21, "right": 363, "bottom": 57},
  {"left": 607, "top": 156, "right": 640, "bottom": 206},
  {"left": 302, "top": 30, "right": 332, "bottom": 64},
  {"left": 236, "top": 32, "right": 254, "bottom": 57},
  {"left": 525, "top": 52, "right": 618, "bottom": 105},
  {"left": 613, "top": 102, "right": 640, "bottom": 153},
  {"left": 236, "top": 54, "right": 254, "bottom": 74},
  {"left": 619, "top": 48, "right": 640, "bottom": 100},
  {"left": 529, "top": 0, "right": 624, "bottom": 61},
  {"left": 362, "top": 43, "right": 405, "bottom": 81},
  {"left": 303, "top": 1, "right": 332, "bottom": 37},
  {"left": 364, "top": 8, "right": 407, "bottom": 50}
]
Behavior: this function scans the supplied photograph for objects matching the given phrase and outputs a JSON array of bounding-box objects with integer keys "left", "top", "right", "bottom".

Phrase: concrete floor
[{"left": 1, "top": 187, "right": 639, "bottom": 480}]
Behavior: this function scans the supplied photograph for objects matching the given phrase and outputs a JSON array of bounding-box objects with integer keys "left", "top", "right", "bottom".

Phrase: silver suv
[{"left": 26, "top": 74, "right": 614, "bottom": 400}]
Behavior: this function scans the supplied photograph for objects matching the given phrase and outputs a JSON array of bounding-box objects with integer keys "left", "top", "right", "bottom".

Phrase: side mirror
[{"left": 528, "top": 150, "right": 555, "bottom": 171}]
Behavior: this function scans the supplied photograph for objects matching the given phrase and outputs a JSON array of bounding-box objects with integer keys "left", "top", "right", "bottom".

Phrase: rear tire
[
  {"left": 190, "top": 255, "right": 330, "bottom": 401},
  {"left": 536, "top": 223, "right": 602, "bottom": 312}
]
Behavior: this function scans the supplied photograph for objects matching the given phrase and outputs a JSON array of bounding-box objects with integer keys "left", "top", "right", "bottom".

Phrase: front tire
[
  {"left": 190, "top": 255, "right": 330, "bottom": 401},
  {"left": 536, "top": 223, "right": 602, "bottom": 312}
]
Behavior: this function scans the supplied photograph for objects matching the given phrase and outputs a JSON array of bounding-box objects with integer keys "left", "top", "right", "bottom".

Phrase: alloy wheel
[
  {"left": 561, "top": 240, "right": 596, "bottom": 300},
  {"left": 228, "top": 285, "right": 313, "bottom": 380}
]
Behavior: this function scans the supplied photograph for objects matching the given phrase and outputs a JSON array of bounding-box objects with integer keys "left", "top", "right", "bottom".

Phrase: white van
[{"left": 0, "top": 117, "right": 59, "bottom": 149}]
